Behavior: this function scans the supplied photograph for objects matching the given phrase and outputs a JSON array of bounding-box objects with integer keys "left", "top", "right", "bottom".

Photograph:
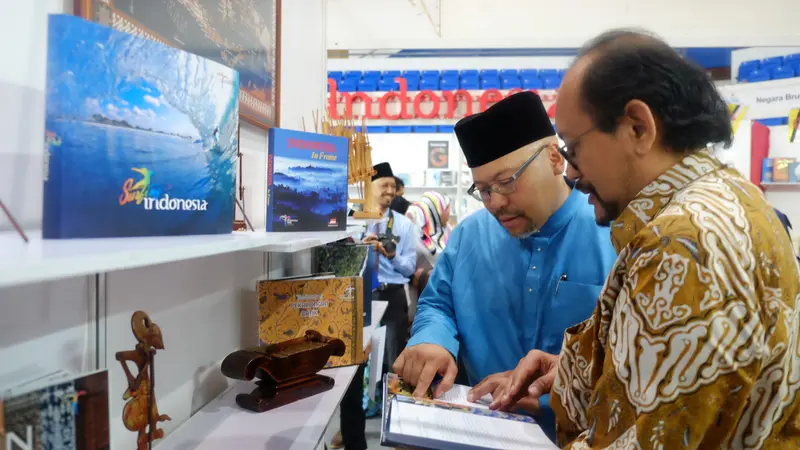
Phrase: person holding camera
[{"left": 334, "top": 162, "right": 417, "bottom": 450}]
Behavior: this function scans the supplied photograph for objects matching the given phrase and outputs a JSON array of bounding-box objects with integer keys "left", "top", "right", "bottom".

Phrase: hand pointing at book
[
  {"left": 491, "top": 350, "right": 559, "bottom": 411},
  {"left": 393, "top": 344, "right": 457, "bottom": 399}
]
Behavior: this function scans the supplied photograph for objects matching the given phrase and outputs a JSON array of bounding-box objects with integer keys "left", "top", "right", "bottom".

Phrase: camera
[{"left": 376, "top": 233, "right": 398, "bottom": 254}]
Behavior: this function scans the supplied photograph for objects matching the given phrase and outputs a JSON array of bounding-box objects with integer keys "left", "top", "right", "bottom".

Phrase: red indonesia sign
[{"left": 327, "top": 78, "right": 558, "bottom": 121}]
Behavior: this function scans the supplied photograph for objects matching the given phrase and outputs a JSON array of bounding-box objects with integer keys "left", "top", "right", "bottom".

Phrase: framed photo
[{"left": 75, "top": 0, "right": 281, "bottom": 130}]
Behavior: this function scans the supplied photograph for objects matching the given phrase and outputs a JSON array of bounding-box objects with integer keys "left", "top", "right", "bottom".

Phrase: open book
[{"left": 380, "top": 373, "right": 557, "bottom": 450}]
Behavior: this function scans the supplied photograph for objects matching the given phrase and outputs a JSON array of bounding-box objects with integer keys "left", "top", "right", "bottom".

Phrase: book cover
[
  {"left": 266, "top": 128, "right": 349, "bottom": 232},
  {"left": 315, "top": 243, "right": 374, "bottom": 327},
  {"left": 0, "top": 370, "right": 110, "bottom": 450},
  {"left": 773, "top": 158, "right": 796, "bottom": 182},
  {"left": 380, "top": 373, "right": 556, "bottom": 450},
  {"left": 42, "top": 15, "right": 239, "bottom": 239},
  {"left": 258, "top": 277, "right": 364, "bottom": 367},
  {"left": 789, "top": 162, "right": 800, "bottom": 183}
]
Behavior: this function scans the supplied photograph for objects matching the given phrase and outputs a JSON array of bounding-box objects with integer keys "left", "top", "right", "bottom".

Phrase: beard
[
  {"left": 492, "top": 208, "right": 538, "bottom": 238},
  {"left": 574, "top": 180, "right": 620, "bottom": 226}
]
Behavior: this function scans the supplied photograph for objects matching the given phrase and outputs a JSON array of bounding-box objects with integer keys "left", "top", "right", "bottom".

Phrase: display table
[{"left": 157, "top": 300, "right": 388, "bottom": 450}]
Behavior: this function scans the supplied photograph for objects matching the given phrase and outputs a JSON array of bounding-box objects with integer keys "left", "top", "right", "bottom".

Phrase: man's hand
[
  {"left": 491, "top": 350, "right": 559, "bottom": 412},
  {"left": 392, "top": 344, "right": 457, "bottom": 399},
  {"left": 468, "top": 371, "right": 542, "bottom": 414},
  {"left": 363, "top": 234, "right": 396, "bottom": 259}
]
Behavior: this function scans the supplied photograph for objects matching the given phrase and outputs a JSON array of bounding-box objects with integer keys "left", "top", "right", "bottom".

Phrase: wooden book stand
[{"left": 220, "top": 330, "right": 346, "bottom": 412}]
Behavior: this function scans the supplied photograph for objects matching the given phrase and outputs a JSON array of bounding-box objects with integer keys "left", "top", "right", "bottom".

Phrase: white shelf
[
  {"left": 762, "top": 182, "right": 800, "bottom": 191},
  {"left": 0, "top": 227, "right": 362, "bottom": 289},
  {"left": 157, "top": 301, "right": 389, "bottom": 450}
]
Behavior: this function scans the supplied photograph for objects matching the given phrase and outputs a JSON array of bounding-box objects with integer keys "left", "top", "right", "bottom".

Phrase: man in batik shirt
[{"left": 493, "top": 29, "right": 800, "bottom": 449}]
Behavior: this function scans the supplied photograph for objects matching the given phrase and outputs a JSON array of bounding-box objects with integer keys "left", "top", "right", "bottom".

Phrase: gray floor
[{"left": 318, "top": 406, "right": 385, "bottom": 450}]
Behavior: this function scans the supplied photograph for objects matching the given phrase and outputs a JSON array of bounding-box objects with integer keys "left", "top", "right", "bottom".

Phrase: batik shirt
[{"left": 551, "top": 150, "right": 800, "bottom": 449}]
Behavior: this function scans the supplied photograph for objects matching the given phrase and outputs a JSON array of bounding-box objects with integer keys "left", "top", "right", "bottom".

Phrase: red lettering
[
  {"left": 479, "top": 89, "right": 503, "bottom": 111},
  {"left": 327, "top": 79, "right": 341, "bottom": 119},
  {"left": 441, "top": 89, "right": 473, "bottom": 119},
  {"left": 413, "top": 90, "right": 441, "bottom": 119},
  {"left": 342, "top": 92, "right": 379, "bottom": 120},
  {"left": 378, "top": 78, "right": 412, "bottom": 120},
  {"left": 287, "top": 138, "right": 336, "bottom": 152}
]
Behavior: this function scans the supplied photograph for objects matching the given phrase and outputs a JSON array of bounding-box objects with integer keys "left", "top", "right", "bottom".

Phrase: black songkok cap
[
  {"left": 454, "top": 91, "right": 555, "bottom": 168},
  {"left": 372, "top": 162, "right": 394, "bottom": 181}
]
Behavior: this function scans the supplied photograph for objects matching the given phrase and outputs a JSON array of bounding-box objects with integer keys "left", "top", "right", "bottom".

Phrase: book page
[
  {"left": 434, "top": 382, "right": 492, "bottom": 410},
  {"left": 388, "top": 398, "right": 557, "bottom": 449}
]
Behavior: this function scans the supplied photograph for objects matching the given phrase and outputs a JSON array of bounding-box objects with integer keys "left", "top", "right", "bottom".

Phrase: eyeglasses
[
  {"left": 467, "top": 144, "right": 547, "bottom": 203},
  {"left": 556, "top": 126, "right": 597, "bottom": 172}
]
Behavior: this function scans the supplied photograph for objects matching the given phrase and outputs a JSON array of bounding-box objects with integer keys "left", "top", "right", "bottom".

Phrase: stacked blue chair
[
  {"left": 338, "top": 79, "right": 358, "bottom": 92},
  {"left": 501, "top": 75, "right": 521, "bottom": 89},
  {"left": 328, "top": 71, "right": 343, "bottom": 83},
  {"left": 383, "top": 70, "right": 401, "bottom": 82},
  {"left": 379, "top": 79, "right": 398, "bottom": 91},
  {"left": 358, "top": 79, "right": 378, "bottom": 91},
  {"left": 344, "top": 71, "right": 362, "bottom": 83},
  {"left": 538, "top": 68, "right": 559, "bottom": 79},
  {"left": 420, "top": 70, "right": 440, "bottom": 90},
  {"left": 738, "top": 60, "right": 760, "bottom": 80},
  {"left": 363, "top": 71, "right": 381, "bottom": 83},
  {"left": 479, "top": 69, "right": 500, "bottom": 89},
  {"left": 500, "top": 69, "right": 519, "bottom": 78},
  {"left": 441, "top": 71, "right": 460, "bottom": 90},
  {"left": 519, "top": 69, "right": 538, "bottom": 80},
  {"left": 772, "top": 66, "right": 796, "bottom": 80},
  {"left": 785, "top": 54, "right": 800, "bottom": 73},
  {"left": 521, "top": 77, "right": 542, "bottom": 89},
  {"left": 746, "top": 69, "right": 771, "bottom": 83},
  {"left": 460, "top": 70, "right": 480, "bottom": 89},
  {"left": 542, "top": 76, "right": 561, "bottom": 89}
]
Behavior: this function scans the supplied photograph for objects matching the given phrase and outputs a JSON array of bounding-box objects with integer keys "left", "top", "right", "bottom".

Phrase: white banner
[{"left": 719, "top": 78, "right": 800, "bottom": 120}]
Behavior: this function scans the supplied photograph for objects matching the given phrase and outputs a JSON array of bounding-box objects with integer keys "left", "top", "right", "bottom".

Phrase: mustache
[
  {"left": 575, "top": 180, "right": 600, "bottom": 199},
  {"left": 493, "top": 208, "right": 525, "bottom": 218}
]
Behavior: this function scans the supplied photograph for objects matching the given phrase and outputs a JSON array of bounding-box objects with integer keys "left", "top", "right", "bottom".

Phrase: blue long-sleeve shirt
[
  {"left": 408, "top": 188, "right": 617, "bottom": 437},
  {"left": 364, "top": 208, "right": 417, "bottom": 284}
]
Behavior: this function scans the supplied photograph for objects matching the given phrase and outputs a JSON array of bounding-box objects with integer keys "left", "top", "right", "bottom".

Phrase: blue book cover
[
  {"left": 42, "top": 15, "right": 239, "bottom": 239},
  {"left": 267, "top": 128, "right": 349, "bottom": 231}
]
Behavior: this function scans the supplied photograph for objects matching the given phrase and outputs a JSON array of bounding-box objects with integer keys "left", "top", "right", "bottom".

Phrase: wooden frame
[{"left": 74, "top": 0, "right": 282, "bottom": 130}]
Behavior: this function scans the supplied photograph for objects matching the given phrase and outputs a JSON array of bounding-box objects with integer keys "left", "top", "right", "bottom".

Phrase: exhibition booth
[{"left": 0, "top": 1, "right": 799, "bottom": 450}]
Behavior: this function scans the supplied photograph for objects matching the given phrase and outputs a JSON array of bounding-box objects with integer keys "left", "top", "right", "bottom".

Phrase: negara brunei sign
[{"left": 327, "top": 78, "right": 558, "bottom": 122}]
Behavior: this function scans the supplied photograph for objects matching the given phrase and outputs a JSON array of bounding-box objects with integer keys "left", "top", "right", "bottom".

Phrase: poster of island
[
  {"left": 42, "top": 14, "right": 239, "bottom": 239},
  {"left": 75, "top": 0, "right": 279, "bottom": 129}
]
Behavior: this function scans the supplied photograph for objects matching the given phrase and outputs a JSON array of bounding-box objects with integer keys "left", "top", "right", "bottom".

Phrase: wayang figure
[{"left": 116, "top": 311, "right": 171, "bottom": 450}]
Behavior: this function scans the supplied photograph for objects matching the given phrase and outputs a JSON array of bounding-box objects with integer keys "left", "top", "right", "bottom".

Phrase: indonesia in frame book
[
  {"left": 42, "top": 14, "right": 239, "bottom": 239},
  {"left": 266, "top": 128, "right": 349, "bottom": 232}
]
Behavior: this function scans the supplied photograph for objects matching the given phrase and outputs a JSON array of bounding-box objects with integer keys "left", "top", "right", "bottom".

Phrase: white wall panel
[
  {"left": 239, "top": 123, "right": 268, "bottom": 230},
  {"left": 328, "top": 0, "right": 800, "bottom": 50}
]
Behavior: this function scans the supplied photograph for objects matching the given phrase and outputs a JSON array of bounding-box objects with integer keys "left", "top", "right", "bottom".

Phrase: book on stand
[
  {"left": 266, "top": 128, "right": 349, "bottom": 232},
  {"left": 380, "top": 373, "right": 557, "bottom": 450}
]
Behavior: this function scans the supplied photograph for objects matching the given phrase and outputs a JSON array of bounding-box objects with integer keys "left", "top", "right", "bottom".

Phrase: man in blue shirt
[
  {"left": 336, "top": 162, "right": 417, "bottom": 450},
  {"left": 392, "top": 91, "right": 617, "bottom": 438}
]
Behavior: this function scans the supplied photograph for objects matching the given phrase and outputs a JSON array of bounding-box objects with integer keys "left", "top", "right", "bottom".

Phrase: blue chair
[
  {"left": 338, "top": 80, "right": 358, "bottom": 92},
  {"left": 538, "top": 68, "right": 559, "bottom": 78},
  {"left": 521, "top": 77, "right": 542, "bottom": 89},
  {"left": 519, "top": 69, "right": 538, "bottom": 79},
  {"left": 383, "top": 70, "right": 401, "bottom": 80},
  {"left": 500, "top": 69, "right": 519, "bottom": 78},
  {"left": 480, "top": 69, "right": 499, "bottom": 78},
  {"left": 403, "top": 70, "right": 421, "bottom": 78},
  {"left": 422, "top": 70, "right": 440, "bottom": 79},
  {"left": 344, "top": 71, "right": 362, "bottom": 81},
  {"left": 420, "top": 78, "right": 440, "bottom": 90},
  {"left": 501, "top": 76, "right": 522, "bottom": 89},
  {"left": 363, "top": 71, "right": 381, "bottom": 81},
  {"left": 542, "top": 76, "right": 561, "bottom": 89},
  {"left": 358, "top": 79, "right": 378, "bottom": 91},
  {"left": 481, "top": 76, "right": 500, "bottom": 89},
  {"left": 461, "top": 69, "right": 479, "bottom": 78},
  {"left": 403, "top": 79, "right": 420, "bottom": 91},
  {"left": 558, "top": 69, "right": 567, "bottom": 77},
  {"left": 737, "top": 60, "right": 760, "bottom": 80},
  {"left": 772, "top": 66, "right": 796, "bottom": 80},
  {"left": 785, "top": 54, "right": 800, "bottom": 72},
  {"left": 379, "top": 79, "right": 398, "bottom": 91},
  {"left": 460, "top": 76, "right": 480, "bottom": 90},
  {"left": 441, "top": 70, "right": 459, "bottom": 78},
  {"left": 762, "top": 56, "right": 785, "bottom": 66},
  {"left": 441, "top": 76, "right": 459, "bottom": 90},
  {"left": 327, "top": 71, "right": 343, "bottom": 81},
  {"left": 746, "top": 69, "right": 771, "bottom": 83}
]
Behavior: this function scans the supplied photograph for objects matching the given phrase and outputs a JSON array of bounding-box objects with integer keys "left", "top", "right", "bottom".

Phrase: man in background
[
  {"left": 393, "top": 91, "right": 617, "bottom": 438},
  {"left": 335, "top": 162, "right": 417, "bottom": 450},
  {"left": 497, "top": 29, "right": 800, "bottom": 449},
  {"left": 394, "top": 176, "right": 406, "bottom": 198}
]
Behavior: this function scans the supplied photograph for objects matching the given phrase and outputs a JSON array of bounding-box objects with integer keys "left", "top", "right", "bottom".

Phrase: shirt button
[
  {"left": 529, "top": 288, "right": 533, "bottom": 292},
  {"left": 537, "top": 248, "right": 542, "bottom": 252},
  {"left": 531, "top": 266, "right": 537, "bottom": 270}
]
